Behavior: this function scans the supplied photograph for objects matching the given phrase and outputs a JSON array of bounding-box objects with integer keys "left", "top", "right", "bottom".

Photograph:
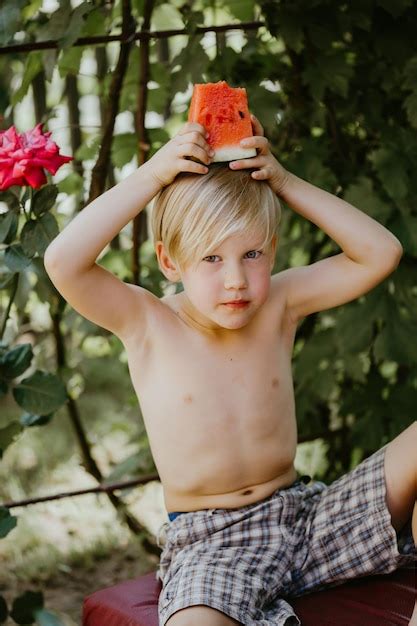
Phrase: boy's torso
[{"left": 123, "top": 276, "right": 299, "bottom": 513}]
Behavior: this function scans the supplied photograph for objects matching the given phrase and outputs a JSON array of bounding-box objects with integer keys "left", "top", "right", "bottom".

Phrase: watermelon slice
[{"left": 188, "top": 81, "right": 257, "bottom": 163}]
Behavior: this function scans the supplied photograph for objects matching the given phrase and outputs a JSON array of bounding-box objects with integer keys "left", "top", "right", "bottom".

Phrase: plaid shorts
[{"left": 155, "top": 445, "right": 417, "bottom": 626}]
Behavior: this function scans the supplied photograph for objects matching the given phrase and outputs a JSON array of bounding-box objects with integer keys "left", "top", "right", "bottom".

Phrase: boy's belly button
[{"left": 164, "top": 465, "right": 298, "bottom": 512}]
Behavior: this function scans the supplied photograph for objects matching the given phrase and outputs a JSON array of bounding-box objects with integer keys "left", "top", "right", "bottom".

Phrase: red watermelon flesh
[{"left": 188, "top": 81, "right": 257, "bottom": 163}]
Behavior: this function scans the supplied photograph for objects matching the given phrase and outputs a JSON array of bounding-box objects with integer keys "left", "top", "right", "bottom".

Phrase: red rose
[{"left": 0, "top": 123, "right": 73, "bottom": 190}]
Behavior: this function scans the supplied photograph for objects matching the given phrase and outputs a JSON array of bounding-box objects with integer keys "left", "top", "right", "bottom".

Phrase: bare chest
[{"left": 125, "top": 296, "right": 295, "bottom": 419}]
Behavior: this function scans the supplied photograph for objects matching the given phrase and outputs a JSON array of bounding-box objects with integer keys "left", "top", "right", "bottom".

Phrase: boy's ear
[{"left": 155, "top": 241, "right": 181, "bottom": 283}]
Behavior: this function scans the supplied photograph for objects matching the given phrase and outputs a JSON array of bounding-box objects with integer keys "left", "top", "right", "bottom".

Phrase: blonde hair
[{"left": 150, "top": 163, "right": 281, "bottom": 274}]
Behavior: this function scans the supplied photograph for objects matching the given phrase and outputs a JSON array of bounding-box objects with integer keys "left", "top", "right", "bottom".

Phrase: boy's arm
[
  {"left": 44, "top": 161, "right": 162, "bottom": 340},
  {"left": 44, "top": 121, "right": 211, "bottom": 341},
  {"left": 273, "top": 172, "right": 403, "bottom": 323}
]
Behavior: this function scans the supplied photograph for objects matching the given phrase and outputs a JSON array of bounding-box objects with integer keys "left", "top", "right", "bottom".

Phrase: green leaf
[
  {"left": 369, "top": 147, "right": 409, "bottom": 201},
  {"left": 42, "top": 49, "right": 58, "bottom": 83},
  {"left": 343, "top": 177, "right": 392, "bottom": 225},
  {"left": 343, "top": 353, "right": 368, "bottom": 384},
  {"left": 19, "top": 220, "right": 38, "bottom": 257},
  {"left": 11, "top": 52, "right": 43, "bottom": 105},
  {"left": 20, "top": 413, "right": 53, "bottom": 427},
  {"left": 376, "top": 0, "right": 414, "bottom": 18},
  {"left": 57, "top": 46, "right": 84, "bottom": 78},
  {"left": 0, "top": 379, "right": 8, "bottom": 398},
  {"left": 21, "top": 0, "right": 43, "bottom": 21},
  {"left": 0, "top": 422, "right": 22, "bottom": 458},
  {"left": 81, "top": 7, "right": 106, "bottom": 37},
  {"left": 402, "top": 55, "right": 417, "bottom": 91},
  {"left": 262, "top": 2, "right": 304, "bottom": 51},
  {"left": 32, "top": 185, "right": 58, "bottom": 217},
  {"left": 334, "top": 303, "right": 373, "bottom": 355},
  {"left": 119, "top": 47, "right": 141, "bottom": 111},
  {"left": 404, "top": 90, "right": 417, "bottom": 129},
  {"left": 302, "top": 50, "right": 353, "bottom": 100},
  {"left": 60, "top": 2, "right": 93, "bottom": 49},
  {"left": 0, "top": 190, "right": 20, "bottom": 211},
  {"left": 0, "top": 507, "right": 17, "bottom": 539},
  {"left": 57, "top": 172, "right": 83, "bottom": 196},
  {"left": 223, "top": 0, "right": 255, "bottom": 21},
  {"left": 75, "top": 136, "right": 101, "bottom": 161},
  {"left": 13, "top": 370, "right": 68, "bottom": 415},
  {"left": 0, "top": 1, "right": 24, "bottom": 46},
  {"left": 374, "top": 305, "right": 417, "bottom": 364},
  {"left": 151, "top": 3, "right": 184, "bottom": 30},
  {"left": 147, "top": 79, "right": 171, "bottom": 116},
  {"left": 21, "top": 213, "right": 59, "bottom": 257},
  {"left": 390, "top": 214, "right": 417, "bottom": 256},
  {"left": 170, "top": 39, "right": 210, "bottom": 91},
  {"left": 0, "top": 343, "right": 33, "bottom": 379},
  {"left": 0, "top": 593, "right": 8, "bottom": 622},
  {"left": 36, "top": 4, "right": 72, "bottom": 43},
  {"left": 0, "top": 211, "right": 19, "bottom": 244},
  {"left": 351, "top": 411, "right": 386, "bottom": 449},
  {"left": 111, "top": 134, "right": 138, "bottom": 168},
  {"left": 4, "top": 244, "right": 32, "bottom": 272},
  {"left": 10, "top": 591, "right": 43, "bottom": 624},
  {"left": 294, "top": 328, "right": 337, "bottom": 387}
]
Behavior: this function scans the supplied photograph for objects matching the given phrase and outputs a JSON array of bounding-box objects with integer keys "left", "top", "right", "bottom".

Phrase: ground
[{"left": 1, "top": 538, "right": 159, "bottom": 625}]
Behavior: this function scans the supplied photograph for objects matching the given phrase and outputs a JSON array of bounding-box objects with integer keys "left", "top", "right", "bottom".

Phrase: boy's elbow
[
  {"left": 43, "top": 243, "right": 60, "bottom": 274},
  {"left": 378, "top": 240, "right": 403, "bottom": 276},
  {"left": 390, "top": 240, "right": 403, "bottom": 267}
]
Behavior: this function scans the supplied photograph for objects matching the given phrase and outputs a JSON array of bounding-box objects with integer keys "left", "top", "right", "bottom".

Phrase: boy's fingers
[
  {"left": 250, "top": 114, "right": 264, "bottom": 136},
  {"left": 240, "top": 136, "right": 269, "bottom": 154},
  {"left": 179, "top": 142, "right": 212, "bottom": 165},
  {"left": 177, "top": 133, "right": 212, "bottom": 156},
  {"left": 179, "top": 121, "right": 207, "bottom": 136}
]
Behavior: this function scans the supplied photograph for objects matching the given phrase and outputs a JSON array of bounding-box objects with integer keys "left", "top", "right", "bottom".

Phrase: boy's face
[{"left": 156, "top": 230, "right": 277, "bottom": 336}]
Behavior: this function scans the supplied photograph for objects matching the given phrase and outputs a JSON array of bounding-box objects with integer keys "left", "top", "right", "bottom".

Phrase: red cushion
[{"left": 82, "top": 567, "right": 415, "bottom": 626}]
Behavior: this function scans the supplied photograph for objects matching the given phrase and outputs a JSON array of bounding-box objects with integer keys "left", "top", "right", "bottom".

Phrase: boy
[{"left": 44, "top": 117, "right": 417, "bottom": 626}]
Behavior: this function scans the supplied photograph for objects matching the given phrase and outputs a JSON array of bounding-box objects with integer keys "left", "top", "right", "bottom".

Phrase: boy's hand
[
  {"left": 229, "top": 115, "right": 290, "bottom": 196},
  {"left": 147, "top": 122, "right": 213, "bottom": 188}
]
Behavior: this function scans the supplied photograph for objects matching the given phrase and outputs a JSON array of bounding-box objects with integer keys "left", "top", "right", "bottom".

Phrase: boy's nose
[{"left": 224, "top": 272, "right": 247, "bottom": 290}]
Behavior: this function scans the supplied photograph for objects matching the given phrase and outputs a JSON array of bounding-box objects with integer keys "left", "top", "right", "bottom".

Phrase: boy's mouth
[{"left": 223, "top": 300, "right": 250, "bottom": 309}]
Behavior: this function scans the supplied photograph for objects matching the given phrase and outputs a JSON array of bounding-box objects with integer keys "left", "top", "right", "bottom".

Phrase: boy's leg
[
  {"left": 166, "top": 605, "right": 242, "bottom": 626},
  {"left": 383, "top": 421, "right": 417, "bottom": 625},
  {"left": 384, "top": 422, "right": 417, "bottom": 540}
]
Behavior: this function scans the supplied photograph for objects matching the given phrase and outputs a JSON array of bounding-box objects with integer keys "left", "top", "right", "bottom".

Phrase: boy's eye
[
  {"left": 246, "top": 250, "right": 262, "bottom": 259},
  {"left": 203, "top": 250, "right": 263, "bottom": 263}
]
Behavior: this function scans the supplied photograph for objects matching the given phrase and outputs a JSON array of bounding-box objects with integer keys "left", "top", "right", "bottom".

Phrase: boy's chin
[{"left": 214, "top": 314, "right": 251, "bottom": 331}]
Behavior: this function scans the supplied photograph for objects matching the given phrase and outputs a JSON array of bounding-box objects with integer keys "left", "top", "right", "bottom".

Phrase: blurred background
[{"left": 1, "top": 0, "right": 416, "bottom": 623}]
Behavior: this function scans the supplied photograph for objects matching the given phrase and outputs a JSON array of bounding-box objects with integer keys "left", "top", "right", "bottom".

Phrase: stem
[
  {"left": 28, "top": 186, "right": 34, "bottom": 219},
  {"left": 0, "top": 273, "right": 19, "bottom": 341}
]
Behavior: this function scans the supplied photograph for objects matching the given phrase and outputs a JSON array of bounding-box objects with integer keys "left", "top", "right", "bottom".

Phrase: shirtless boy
[{"left": 44, "top": 116, "right": 417, "bottom": 626}]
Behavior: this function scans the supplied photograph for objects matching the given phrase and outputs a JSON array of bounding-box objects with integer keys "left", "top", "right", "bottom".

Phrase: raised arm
[
  {"left": 44, "top": 122, "right": 213, "bottom": 340},
  {"left": 229, "top": 115, "right": 403, "bottom": 323},
  {"left": 44, "top": 161, "right": 162, "bottom": 340},
  {"left": 274, "top": 171, "right": 403, "bottom": 323}
]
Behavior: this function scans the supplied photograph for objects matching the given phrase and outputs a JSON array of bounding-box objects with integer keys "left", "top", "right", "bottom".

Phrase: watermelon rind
[{"left": 211, "top": 146, "right": 257, "bottom": 163}]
